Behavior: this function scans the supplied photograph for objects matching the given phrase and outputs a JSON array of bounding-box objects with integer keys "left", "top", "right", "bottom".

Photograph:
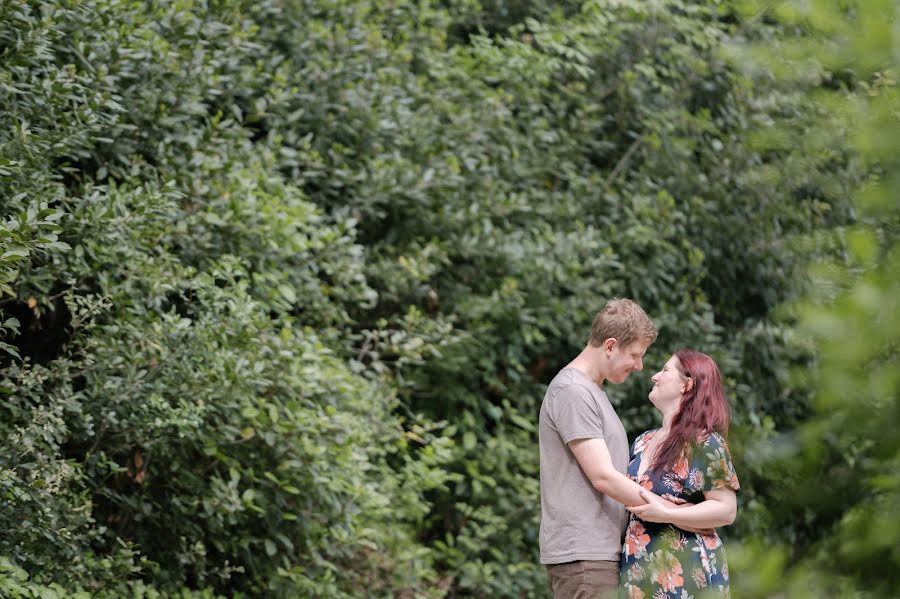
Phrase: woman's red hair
[{"left": 649, "top": 349, "right": 731, "bottom": 474}]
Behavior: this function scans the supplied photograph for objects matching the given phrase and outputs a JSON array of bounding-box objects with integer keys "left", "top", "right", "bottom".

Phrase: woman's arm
[{"left": 627, "top": 487, "right": 737, "bottom": 529}]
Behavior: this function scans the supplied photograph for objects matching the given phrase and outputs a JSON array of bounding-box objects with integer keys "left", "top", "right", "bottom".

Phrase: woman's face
[{"left": 648, "top": 355, "right": 688, "bottom": 411}]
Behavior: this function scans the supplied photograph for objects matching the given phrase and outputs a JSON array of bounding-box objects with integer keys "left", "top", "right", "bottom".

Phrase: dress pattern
[{"left": 620, "top": 430, "right": 740, "bottom": 599}]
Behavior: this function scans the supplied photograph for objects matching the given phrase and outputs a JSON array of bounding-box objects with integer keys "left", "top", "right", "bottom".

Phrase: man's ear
[{"left": 603, "top": 337, "right": 618, "bottom": 354}]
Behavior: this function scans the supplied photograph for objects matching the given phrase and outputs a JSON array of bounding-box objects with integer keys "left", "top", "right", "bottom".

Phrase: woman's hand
[
  {"left": 626, "top": 488, "right": 674, "bottom": 523},
  {"left": 660, "top": 493, "right": 687, "bottom": 506},
  {"left": 628, "top": 489, "right": 715, "bottom": 534}
]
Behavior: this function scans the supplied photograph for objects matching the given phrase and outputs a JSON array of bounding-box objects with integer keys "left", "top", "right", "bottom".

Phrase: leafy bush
[
  {"left": 726, "top": 1, "right": 900, "bottom": 596},
  {"left": 0, "top": 0, "right": 864, "bottom": 596}
]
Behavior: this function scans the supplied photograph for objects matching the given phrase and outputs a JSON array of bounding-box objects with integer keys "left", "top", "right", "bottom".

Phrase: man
[{"left": 539, "top": 298, "right": 662, "bottom": 598}]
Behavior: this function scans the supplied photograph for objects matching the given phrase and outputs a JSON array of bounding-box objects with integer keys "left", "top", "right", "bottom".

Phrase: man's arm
[
  {"left": 569, "top": 437, "right": 715, "bottom": 534},
  {"left": 568, "top": 437, "right": 649, "bottom": 506}
]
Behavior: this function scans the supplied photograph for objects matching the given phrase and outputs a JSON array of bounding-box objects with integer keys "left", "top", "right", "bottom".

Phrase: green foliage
[
  {"left": 0, "top": 557, "right": 90, "bottom": 599},
  {"left": 1, "top": 1, "right": 447, "bottom": 596},
  {"left": 0, "top": 0, "right": 867, "bottom": 596},
  {"left": 726, "top": 0, "right": 900, "bottom": 597}
]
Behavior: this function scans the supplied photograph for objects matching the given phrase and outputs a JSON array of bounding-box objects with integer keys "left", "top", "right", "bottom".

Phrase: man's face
[{"left": 607, "top": 339, "right": 650, "bottom": 384}]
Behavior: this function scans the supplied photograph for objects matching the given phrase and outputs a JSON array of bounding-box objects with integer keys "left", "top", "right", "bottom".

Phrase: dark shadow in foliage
[
  {"left": 0, "top": 292, "right": 71, "bottom": 368},
  {"left": 443, "top": 0, "right": 584, "bottom": 45}
]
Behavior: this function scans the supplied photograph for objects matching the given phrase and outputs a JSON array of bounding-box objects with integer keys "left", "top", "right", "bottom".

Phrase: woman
[{"left": 620, "top": 349, "right": 740, "bottom": 598}]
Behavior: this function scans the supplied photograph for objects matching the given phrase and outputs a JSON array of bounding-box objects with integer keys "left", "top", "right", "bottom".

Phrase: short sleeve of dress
[
  {"left": 686, "top": 432, "right": 740, "bottom": 493},
  {"left": 630, "top": 430, "right": 653, "bottom": 460}
]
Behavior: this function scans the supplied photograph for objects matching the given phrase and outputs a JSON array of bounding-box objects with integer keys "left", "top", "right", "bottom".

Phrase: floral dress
[{"left": 620, "top": 430, "right": 740, "bottom": 599}]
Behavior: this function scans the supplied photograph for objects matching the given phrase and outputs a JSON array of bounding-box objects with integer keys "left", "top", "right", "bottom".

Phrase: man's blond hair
[{"left": 588, "top": 298, "right": 657, "bottom": 349}]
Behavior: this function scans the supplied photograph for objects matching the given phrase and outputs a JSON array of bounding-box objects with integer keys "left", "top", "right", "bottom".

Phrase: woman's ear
[{"left": 682, "top": 378, "right": 694, "bottom": 394}]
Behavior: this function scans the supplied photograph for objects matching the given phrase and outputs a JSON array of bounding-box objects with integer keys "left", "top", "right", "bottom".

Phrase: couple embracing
[{"left": 539, "top": 298, "right": 740, "bottom": 599}]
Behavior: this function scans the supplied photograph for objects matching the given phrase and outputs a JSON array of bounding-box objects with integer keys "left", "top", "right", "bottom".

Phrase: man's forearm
[{"left": 589, "top": 469, "right": 648, "bottom": 506}]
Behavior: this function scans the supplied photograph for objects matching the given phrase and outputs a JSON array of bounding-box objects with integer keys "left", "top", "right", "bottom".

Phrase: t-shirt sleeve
[
  {"left": 551, "top": 384, "right": 606, "bottom": 445},
  {"left": 687, "top": 431, "right": 740, "bottom": 492}
]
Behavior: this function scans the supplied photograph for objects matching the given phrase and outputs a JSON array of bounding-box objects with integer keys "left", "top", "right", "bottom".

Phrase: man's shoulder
[
  {"left": 544, "top": 369, "right": 582, "bottom": 406},
  {"left": 548, "top": 367, "right": 603, "bottom": 395},
  {"left": 547, "top": 367, "right": 575, "bottom": 389},
  {"left": 543, "top": 369, "right": 613, "bottom": 419}
]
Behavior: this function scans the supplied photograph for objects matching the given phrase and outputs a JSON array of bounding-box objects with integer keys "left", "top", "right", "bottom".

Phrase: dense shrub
[
  {"left": 726, "top": 1, "right": 900, "bottom": 596},
  {"left": 0, "top": 0, "right": 865, "bottom": 596}
]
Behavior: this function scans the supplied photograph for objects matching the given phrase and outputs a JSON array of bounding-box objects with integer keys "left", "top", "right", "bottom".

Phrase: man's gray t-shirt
[{"left": 538, "top": 367, "right": 629, "bottom": 564}]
